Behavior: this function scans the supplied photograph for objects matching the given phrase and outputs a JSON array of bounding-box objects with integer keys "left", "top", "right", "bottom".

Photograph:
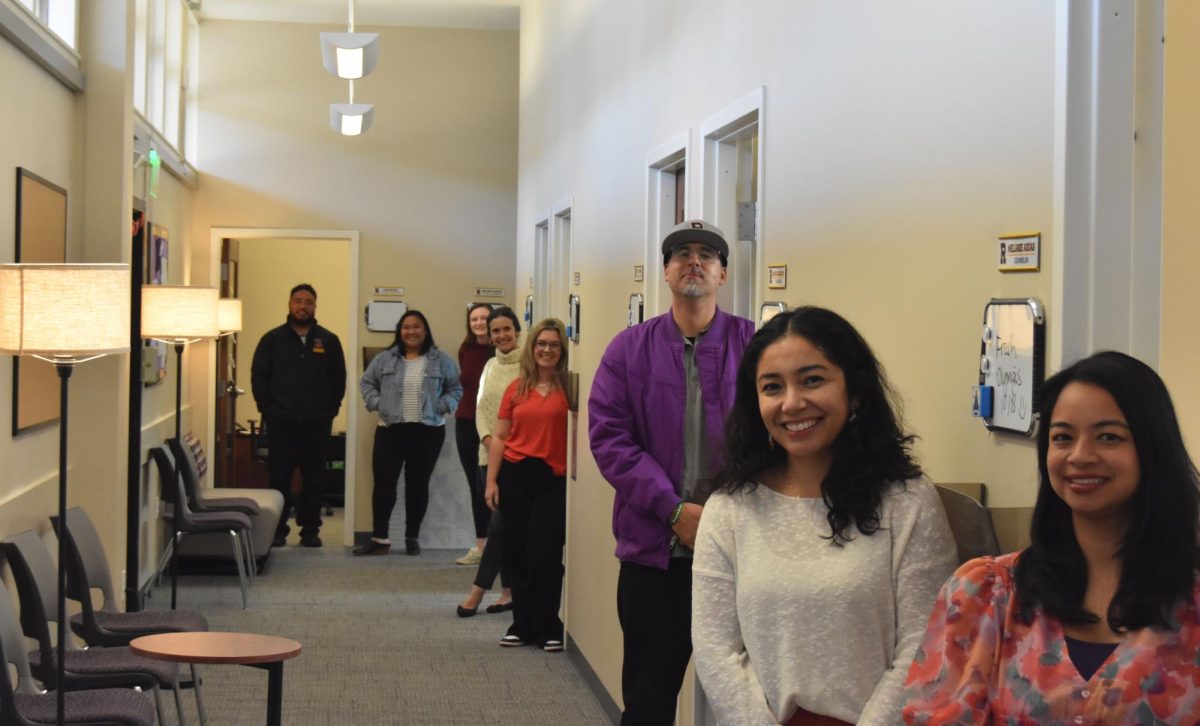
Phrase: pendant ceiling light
[
  {"left": 322, "top": 0, "right": 377, "bottom": 135},
  {"left": 320, "top": 0, "right": 379, "bottom": 80}
]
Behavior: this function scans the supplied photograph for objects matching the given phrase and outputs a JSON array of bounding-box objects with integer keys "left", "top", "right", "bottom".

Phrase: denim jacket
[{"left": 359, "top": 346, "right": 462, "bottom": 427}]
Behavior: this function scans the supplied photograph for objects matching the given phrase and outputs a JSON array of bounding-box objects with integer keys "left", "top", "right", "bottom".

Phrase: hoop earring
[
  {"left": 767, "top": 434, "right": 776, "bottom": 450},
  {"left": 848, "top": 410, "right": 859, "bottom": 423}
]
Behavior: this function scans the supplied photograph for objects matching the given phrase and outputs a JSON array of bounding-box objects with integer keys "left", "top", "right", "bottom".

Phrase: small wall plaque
[
  {"left": 633, "top": 265, "right": 644, "bottom": 282},
  {"left": 374, "top": 286, "right": 404, "bottom": 295},
  {"left": 998, "top": 233, "right": 1040, "bottom": 272},
  {"left": 475, "top": 287, "right": 505, "bottom": 297},
  {"left": 573, "top": 272, "right": 581, "bottom": 286},
  {"left": 767, "top": 264, "right": 787, "bottom": 289}
]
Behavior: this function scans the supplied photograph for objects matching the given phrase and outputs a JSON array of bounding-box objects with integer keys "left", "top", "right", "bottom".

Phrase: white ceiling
[{"left": 195, "top": 1, "right": 520, "bottom": 32}]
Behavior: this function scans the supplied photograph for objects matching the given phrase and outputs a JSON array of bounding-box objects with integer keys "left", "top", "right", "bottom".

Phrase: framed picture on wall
[
  {"left": 12, "top": 168, "right": 68, "bottom": 435},
  {"left": 143, "top": 223, "right": 169, "bottom": 386}
]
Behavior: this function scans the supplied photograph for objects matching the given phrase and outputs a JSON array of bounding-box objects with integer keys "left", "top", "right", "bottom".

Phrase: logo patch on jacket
[{"left": 313, "top": 338, "right": 326, "bottom": 354}]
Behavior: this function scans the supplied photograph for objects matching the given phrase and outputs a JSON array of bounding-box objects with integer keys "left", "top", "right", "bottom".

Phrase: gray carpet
[{"left": 149, "top": 509, "right": 611, "bottom": 725}]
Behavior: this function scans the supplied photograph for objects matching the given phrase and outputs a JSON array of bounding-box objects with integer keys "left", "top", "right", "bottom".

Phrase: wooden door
[{"left": 214, "top": 238, "right": 241, "bottom": 486}]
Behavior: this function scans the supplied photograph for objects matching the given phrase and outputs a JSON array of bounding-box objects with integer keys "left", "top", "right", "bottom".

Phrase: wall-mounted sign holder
[
  {"left": 567, "top": 293, "right": 581, "bottom": 344},
  {"left": 759, "top": 301, "right": 787, "bottom": 328},
  {"left": 628, "top": 293, "right": 644, "bottom": 327},
  {"left": 365, "top": 300, "right": 409, "bottom": 332},
  {"left": 975, "top": 298, "right": 1045, "bottom": 437}
]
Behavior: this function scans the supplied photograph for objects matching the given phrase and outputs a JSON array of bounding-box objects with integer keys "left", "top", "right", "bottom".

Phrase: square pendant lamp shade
[
  {"left": 141, "top": 285, "right": 220, "bottom": 341},
  {"left": 320, "top": 32, "right": 379, "bottom": 79},
  {"left": 329, "top": 103, "right": 374, "bottom": 136},
  {"left": 217, "top": 298, "right": 243, "bottom": 333},
  {"left": 0, "top": 264, "right": 131, "bottom": 358}
]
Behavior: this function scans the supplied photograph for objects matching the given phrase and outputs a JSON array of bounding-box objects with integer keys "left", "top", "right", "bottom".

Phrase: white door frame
[{"left": 207, "top": 226, "right": 361, "bottom": 547}]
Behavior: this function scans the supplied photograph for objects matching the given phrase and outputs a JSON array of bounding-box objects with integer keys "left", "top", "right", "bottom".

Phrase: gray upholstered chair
[
  {"left": 151, "top": 444, "right": 256, "bottom": 602},
  {"left": 0, "top": 579, "right": 158, "bottom": 726},
  {"left": 935, "top": 485, "right": 1002, "bottom": 565},
  {"left": 2, "top": 530, "right": 196, "bottom": 725}
]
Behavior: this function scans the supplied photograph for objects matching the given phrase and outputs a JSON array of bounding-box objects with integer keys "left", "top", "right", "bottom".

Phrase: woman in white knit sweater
[
  {"left": 692, "top": 307, "right": 956, "bottom": 725},
  {"left": 456, "top": 307, "right": 522, "bottom": 616}
]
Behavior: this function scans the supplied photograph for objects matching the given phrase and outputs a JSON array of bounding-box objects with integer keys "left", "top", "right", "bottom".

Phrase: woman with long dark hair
[
  {"left": 902, "top": 351, "right": 1200, "bottom": 723},
  {"left": 692, "top": 307, "right": 955, "bottom": 725},
  {"left": 454, "top": 303, "right": 495, "bottom": 566},
  {"left": 356, "top": 310, "right": 462, "bottom": 556},
  {"left": 485, "top": 318, "right": 570, "bottom": 652}
]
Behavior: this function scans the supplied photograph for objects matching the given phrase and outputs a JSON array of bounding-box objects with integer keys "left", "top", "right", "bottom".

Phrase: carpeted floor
[{"left": 149, "top": 509, "right": 611, "bottom": 725}]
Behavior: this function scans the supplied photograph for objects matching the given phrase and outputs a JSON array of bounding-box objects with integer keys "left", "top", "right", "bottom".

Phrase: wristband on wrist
[{"left": 668, "top": 502, "right": 684, "bottom": 526}]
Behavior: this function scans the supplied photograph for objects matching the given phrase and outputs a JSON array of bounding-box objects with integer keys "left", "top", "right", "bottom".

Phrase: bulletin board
[{"left": 978, "top": 298, "right": 1045, "bottom": 436}]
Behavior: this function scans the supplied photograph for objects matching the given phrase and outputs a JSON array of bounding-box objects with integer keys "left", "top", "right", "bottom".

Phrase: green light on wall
[{"left": 148, "top": 148, "right": 161, "bottom": 198}]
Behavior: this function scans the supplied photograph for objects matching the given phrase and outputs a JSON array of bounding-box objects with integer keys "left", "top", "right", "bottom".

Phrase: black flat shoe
[
  {"left": 485, "top": 601, "right": 513, "bottom": 614},
  {"left": 456, "top": 605, "right": 478, "bottom": 618},
  {"left": 353, "top": 540, "right": 391, "bottom": 556},
  {"left": 405, "top": 537, "right": 421, "bottom": 556}
]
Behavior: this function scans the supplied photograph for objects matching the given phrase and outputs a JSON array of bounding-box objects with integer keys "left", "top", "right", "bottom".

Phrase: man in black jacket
[{"left": 251, "top": 283, "right": 347, "bottom": 548}]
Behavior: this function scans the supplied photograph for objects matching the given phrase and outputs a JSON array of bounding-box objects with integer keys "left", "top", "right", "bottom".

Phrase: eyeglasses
[
  {"left": 669, "top": 246, "right": 719, "bottom": 264},
  {"left": 535, "top": 340, "right": 562, "bottom": 351}
]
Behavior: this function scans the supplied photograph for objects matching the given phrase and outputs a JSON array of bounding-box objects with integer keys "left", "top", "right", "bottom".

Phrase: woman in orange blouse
[
  {"left": 484, "top": 318, "right": 570, "bottom": 653},
  {"left": 902, "top": 351, "right": 1200, "bottom": 724}
]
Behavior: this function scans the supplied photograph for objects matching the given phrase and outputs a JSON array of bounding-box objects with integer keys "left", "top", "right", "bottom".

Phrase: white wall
[{"left": 517, "top": 0, "right": 1057, "bottom": 715}]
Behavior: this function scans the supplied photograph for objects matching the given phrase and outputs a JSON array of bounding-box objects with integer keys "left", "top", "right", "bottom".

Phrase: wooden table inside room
[{"left": 130, "top": 632, "right": 302, "bottom": 726}]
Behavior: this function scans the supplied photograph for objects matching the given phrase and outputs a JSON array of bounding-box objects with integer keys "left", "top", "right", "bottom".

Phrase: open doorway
[{"left": 208, "top": 227, "right": 360, "bottom": 546}]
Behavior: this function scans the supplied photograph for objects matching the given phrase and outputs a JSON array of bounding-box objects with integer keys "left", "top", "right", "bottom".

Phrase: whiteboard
[{"left": 979, "top": 298, "right": 1045, "bottom": 436}]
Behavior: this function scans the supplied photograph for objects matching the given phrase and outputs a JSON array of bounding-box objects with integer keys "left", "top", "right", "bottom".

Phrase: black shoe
[
  {"left": 456, "top": 604, "right": 478, "bottom": 618},
  {"left": 405, "top": 537, "right": 420, "bottom": 556},
  {"left": 485, "top": 601, "right": 513, "bottom": 614},
  {"left": 300, "top": 535, "right": 322, "bottom": 548},
  {"left": 352, "top": 540, "right": 391, "bottom": 556}
]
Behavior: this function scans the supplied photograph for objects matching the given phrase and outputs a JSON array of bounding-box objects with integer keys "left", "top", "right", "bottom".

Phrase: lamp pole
[
  {"left": 55, "top": 361, "right": 73, "bottom": 726},
  {"left": 171, "top": 341, "right": 184, "bottom": 609}
]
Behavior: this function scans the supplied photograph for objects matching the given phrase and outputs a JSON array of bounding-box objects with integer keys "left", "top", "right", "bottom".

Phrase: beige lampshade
[
  {"left": 141, "top": 285, "right": 219, "bottom": 341},
  {"left": 0, "top": 263, "right": 131, "bottom": 357},
  {"left": 218, "top": 298, "right": 243, "bottom": 333}
]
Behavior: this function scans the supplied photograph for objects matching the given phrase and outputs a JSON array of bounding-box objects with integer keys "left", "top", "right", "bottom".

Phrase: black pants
[
  {"left": 472, "top": 465, "right": 507, "bottom": 590},
  {"left": 266, "top": 417, "right": 332, "bottom": 539},
  {"left": 498, "top": 457, "right": 565, "bottom": 646},
  {"left": 455, "top": 417, "right": 490, "bottom": 539},
  {"left": 371, "top": 422, "right": 446, "bottom": 539},
  {"left": 617, "top": 558, "right": 693, "bottom": 726}
]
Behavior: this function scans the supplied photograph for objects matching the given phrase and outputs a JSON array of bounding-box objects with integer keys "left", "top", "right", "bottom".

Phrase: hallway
[{"left": 155, "top": 510, "right": 611, "bottom": 724}]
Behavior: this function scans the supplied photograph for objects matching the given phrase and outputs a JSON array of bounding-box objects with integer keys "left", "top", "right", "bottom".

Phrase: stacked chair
[
  {"left": 52, "top": 507, "right": 211, "bottom": 723},
  {"left": 150, "top": 444, "right": 255, "bottom": 609},
  {"left": 0, "top": 577, "right": 157, "bottom": 726},
  {"left": 2, "top": 531, "right": 192, "bottom": 724}
]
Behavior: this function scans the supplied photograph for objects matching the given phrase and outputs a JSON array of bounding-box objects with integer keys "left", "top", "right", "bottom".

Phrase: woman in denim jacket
[{"left": 356, "top": 310, "right": 463, "bottom": 556}]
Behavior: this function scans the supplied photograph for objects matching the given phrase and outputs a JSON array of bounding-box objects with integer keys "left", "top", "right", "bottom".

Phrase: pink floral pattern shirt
[{"left": 901, "top": 552, "right": 1200, "bottom": 725}]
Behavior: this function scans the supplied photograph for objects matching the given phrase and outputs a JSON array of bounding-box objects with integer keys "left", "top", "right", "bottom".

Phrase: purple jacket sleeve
[{"left": 588, "top": 334, "right": 681, "bottom": 524}]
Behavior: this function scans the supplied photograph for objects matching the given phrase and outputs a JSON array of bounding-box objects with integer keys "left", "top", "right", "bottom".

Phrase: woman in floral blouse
[{"left": 901, "top": 351, "right": 1200, "bottom": 724}]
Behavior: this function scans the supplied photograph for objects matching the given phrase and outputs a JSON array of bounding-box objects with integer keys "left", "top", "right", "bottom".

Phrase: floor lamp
[
  {"left": 140, "top": 285, "right": 219, "bottom": 609},
  {"left": 0, "top": 263, "right": 131, "bottom": 726},
  {"left": 217, "top": 299, "right": 243, "bottom": 486}
]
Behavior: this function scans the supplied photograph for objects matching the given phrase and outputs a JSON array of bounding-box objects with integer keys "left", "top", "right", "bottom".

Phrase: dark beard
[{"left": 287, "top": 314, "right": 314, "bottom": 328}]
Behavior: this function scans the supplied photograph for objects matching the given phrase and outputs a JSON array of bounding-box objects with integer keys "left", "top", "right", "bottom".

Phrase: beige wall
[
  {"left": 518, "top": 0, "right": 1056, "bottom": 713},
  {"left": 190, "top": 20, "right": 519, "bottom": 535},
  {"left": 1162, "top": 2, "right": 1200, "bottom": 456},
  {"left": 0, "top": 33, "right": 77, "bottom": 538},
  {"left": 234, "top": 236, "right": 352, "bottom": 433}
]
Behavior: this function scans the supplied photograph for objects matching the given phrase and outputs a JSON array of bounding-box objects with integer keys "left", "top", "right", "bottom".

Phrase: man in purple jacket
[{"left": 589, "top": 219, "right": 754, "bottom": 725}]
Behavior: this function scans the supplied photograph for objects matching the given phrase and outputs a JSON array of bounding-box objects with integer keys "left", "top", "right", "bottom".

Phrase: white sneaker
[{"left": 456, "top": 546, "right": 482, "bottom": 565}]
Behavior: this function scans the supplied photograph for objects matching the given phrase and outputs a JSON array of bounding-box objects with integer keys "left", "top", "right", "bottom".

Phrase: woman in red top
[
  {"left": 485, "top": 318, "right": 570, "bottom": 652},
  {"left": 455, "top": 303, "right": 495, "bottom": 566}
]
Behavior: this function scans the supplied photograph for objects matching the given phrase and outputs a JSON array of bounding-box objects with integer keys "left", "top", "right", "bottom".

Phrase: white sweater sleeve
[
  {"left": 857, "top": 479, "right": 957, "bottom": 726},
  {"left": 692, "top": 493, "right": 779, "bottom": 726}
]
